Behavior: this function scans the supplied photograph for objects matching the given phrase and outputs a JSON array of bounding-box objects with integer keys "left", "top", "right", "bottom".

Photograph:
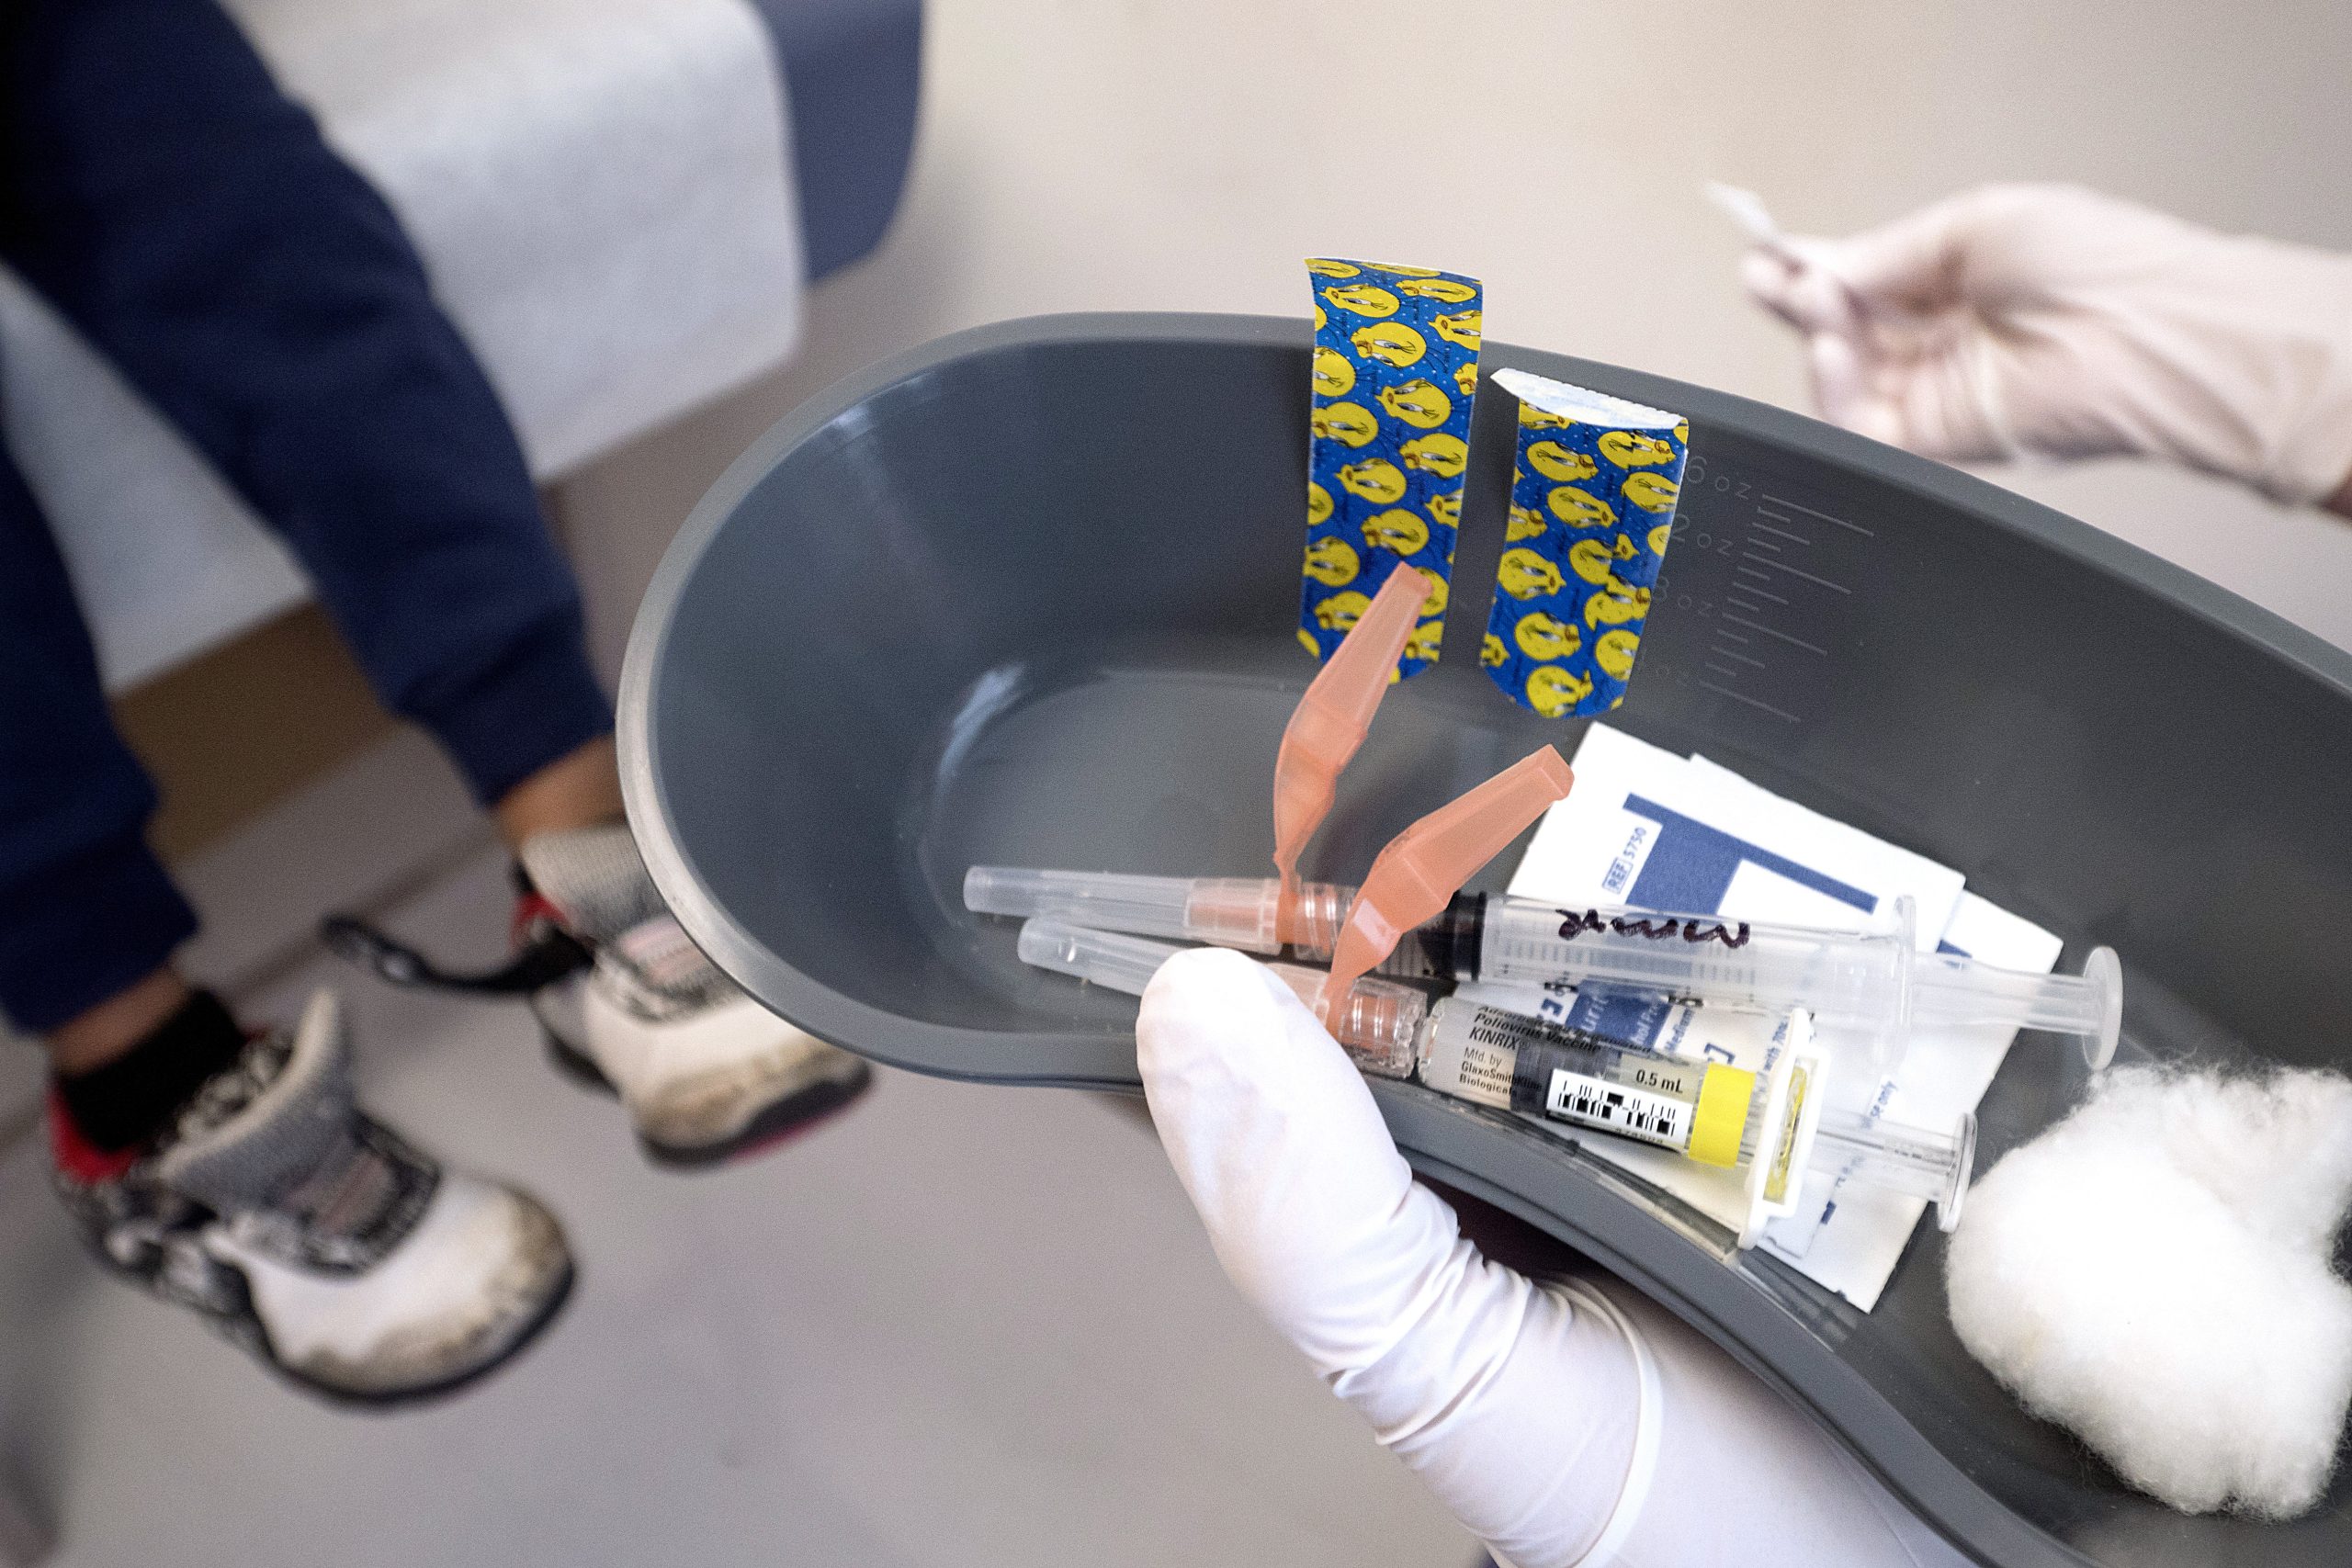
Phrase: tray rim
[{"left": 620, "top": 310, "right": 2352, "bottom": 1568}]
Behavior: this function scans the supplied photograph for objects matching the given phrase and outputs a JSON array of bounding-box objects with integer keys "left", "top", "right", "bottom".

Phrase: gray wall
[{"left": 562, "top": 0, "right": 2352, "bottom": 672}]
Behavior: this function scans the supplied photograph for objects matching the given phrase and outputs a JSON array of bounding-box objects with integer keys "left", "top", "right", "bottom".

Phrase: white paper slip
[
  {"left": 1938, "top": 890, "right": 2065, "bottom": 969},
  {"left": 1679, "top": 753, "right": 1967, "bottom": 951},
  {"left": 1515, "top": 727, "right": 1966, "bottom": 949}
]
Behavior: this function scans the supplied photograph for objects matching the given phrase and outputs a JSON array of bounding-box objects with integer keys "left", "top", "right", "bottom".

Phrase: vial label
[
  {"left": 1543, "top": 1069, "right": 1690, "bottom": 1151},
  {"left": 1419, "top": 998, "right": 1519, "bottom": 1111},
  {"left": 1420, "top": 996, "right": 1712, "bottom": 1121}
]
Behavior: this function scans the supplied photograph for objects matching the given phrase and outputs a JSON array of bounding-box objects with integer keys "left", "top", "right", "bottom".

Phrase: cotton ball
[
  {"left": 1947, "top": 1066, "right": 2352, "bottom": 1518},
  {"left": 2106, "top": 1068, "right": 2352, "bottom": 1253}
]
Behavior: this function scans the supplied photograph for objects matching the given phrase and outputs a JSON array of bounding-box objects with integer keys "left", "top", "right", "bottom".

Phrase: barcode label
[{"left": 1543, "top": 1070, "right": 1690, "bottom": 1152}]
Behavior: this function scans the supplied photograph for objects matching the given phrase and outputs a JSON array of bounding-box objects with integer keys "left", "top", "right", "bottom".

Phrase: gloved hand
[
  {"left": 1738, "top": 183, "right": 2352, "bottom": 507},
  {"left": 1136, "top": 947, "right": 1962, "bottom": 1568}
]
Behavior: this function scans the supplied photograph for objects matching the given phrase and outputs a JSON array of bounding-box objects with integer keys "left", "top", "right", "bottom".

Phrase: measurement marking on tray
[
  {"left": 1712, "top": 647, "right": 1766, "bottom": 669},
  {"left": 1714, "top": 628, "right": 1750, "bottom": 644},
  {"left": 1721, "top": 613, "right": 1827, "bottom": 655},
  {"left": 1725, "top": 597, "right": 1767, "bottom": 616},
  {"left": 1745, "top": 536, "right": 1784, "bottom": 553},
  {"left": 1749, "top": 517, "right": 1813, "bottom": 546},
  {"left": 1731, "top": 571, "right": 1791, "bottom": 604},
  {"left": 1761, "top": 494, "right": 1873, "bottom": 536},
  {"left": 1703, "top": 662, "right": 1743, "bottom": 679},
  {"left": 1698, "top": 681, "right": 1802, "bottom": 722},
  {"left": 1741, "top": 554, "right": 1851, "bottom": 594}
]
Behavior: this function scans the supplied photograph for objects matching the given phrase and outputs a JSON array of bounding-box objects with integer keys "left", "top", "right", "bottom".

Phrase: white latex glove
[
  {"left": 1136, "top": 947, "right": 1965, "bottom": 1568},
  {"left": 1739, "top": 183, "right": 2352, "bottom": 506}
]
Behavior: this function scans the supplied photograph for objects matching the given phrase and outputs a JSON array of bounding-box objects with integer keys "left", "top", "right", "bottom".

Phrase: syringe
[
  {"left": 1016, "top": 918, "right": 1974, "bottom": 1240},
  {"left": 967, "top": 866, "right": 2121, "bottom": 1070}
]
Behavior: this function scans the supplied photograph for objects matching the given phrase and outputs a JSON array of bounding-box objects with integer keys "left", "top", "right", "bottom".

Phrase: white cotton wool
[{"left": 1946, "top": 1066, "right": 2352, "bottom": 1518}]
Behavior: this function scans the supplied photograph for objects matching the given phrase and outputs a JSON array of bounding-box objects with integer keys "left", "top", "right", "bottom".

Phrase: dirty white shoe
[
  {"left": 517, "top": 825, "right": 872, "bottom": 1167},
  {"left": 52, "top": 991, "right": 571, "bottom": 1404},
  {"left": 324, "top": 824, "right": 873, "bottom": 1168}
]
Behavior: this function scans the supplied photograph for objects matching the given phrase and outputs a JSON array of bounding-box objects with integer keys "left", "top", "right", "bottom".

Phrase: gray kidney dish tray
[{"left": 619, "top": 312, "right": 2352, "bottom": 1567}]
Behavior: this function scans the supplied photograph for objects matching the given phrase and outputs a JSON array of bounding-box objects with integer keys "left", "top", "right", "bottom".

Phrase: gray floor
[{"left": 0, "top": 852, "right": 1469, "bottom": 1566}]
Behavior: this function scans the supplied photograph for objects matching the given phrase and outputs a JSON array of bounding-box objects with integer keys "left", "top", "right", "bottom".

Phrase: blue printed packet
[
  {"left": 1298, "top": 258, "right": 1484, "bottom": 677},
  {"left": 1481, "top": 367, "right": 1687, "bottom": 716}
]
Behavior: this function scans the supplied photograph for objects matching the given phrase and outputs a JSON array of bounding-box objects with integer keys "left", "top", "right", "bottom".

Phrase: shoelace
[
  {"left": 321, "top": 914, "right": 591, "bottom": 996},
  {"left": 239, "top": 1117, "right": 438, "bottom": 1273}
]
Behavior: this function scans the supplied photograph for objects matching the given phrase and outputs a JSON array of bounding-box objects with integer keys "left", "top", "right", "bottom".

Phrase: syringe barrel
[
  {"left": 1809, "top": 1107, "right": 1975, "bottom": 1230},
  {"left": 968, "top": 867, "right": 1289, "bottom": 953},
  {"left": 1476, "top": 898, "right": 1910, "bottom": 1032},
  {"left": 1015, "top": 918, "right": 1970, "bottom": 1225}
]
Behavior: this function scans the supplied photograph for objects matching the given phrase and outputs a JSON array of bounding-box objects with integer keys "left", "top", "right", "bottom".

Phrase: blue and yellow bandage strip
[
  {"left": 1480, "top": 368, "right": 1687, "bottom": 717},
  {"left": 1299, "top": 258, "right": 1483, "bottom": 677}
]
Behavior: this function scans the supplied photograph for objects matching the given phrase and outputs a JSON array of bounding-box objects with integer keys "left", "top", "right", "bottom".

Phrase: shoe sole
[
  {"left": 78, "top": 1184, "right": 576, "bottom": 1413},
  {"left": 542, "top": 1030, "right": 874, "bottom": 1169},
  {"left": 295, "top": 1255, "right": 577, "bottom": 1411}
]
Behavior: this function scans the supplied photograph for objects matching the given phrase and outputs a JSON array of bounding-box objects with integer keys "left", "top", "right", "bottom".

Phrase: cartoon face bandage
[
  {"left": 1299, "top": 259, "right": 1484, "bottom": 679},
  {"left": 1481, "top": 368, "right": 1688, "bottom": 717}
]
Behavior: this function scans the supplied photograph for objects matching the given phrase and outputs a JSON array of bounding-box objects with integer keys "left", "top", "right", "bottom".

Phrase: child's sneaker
[
  {"left": 52, "top": 990, "right": 571, "bottom": 1404},
  {"left": 328, "top": 824, "right": 871, "bottom": 1167}
]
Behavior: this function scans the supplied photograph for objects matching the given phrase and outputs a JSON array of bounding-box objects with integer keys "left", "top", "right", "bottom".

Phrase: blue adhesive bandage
[
  {"left": 1299, "top": 258, "right": 1484, "bottom": 677},
  {"left": 1481, "top": 368, "right": 1687, "bottom": 717}
]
